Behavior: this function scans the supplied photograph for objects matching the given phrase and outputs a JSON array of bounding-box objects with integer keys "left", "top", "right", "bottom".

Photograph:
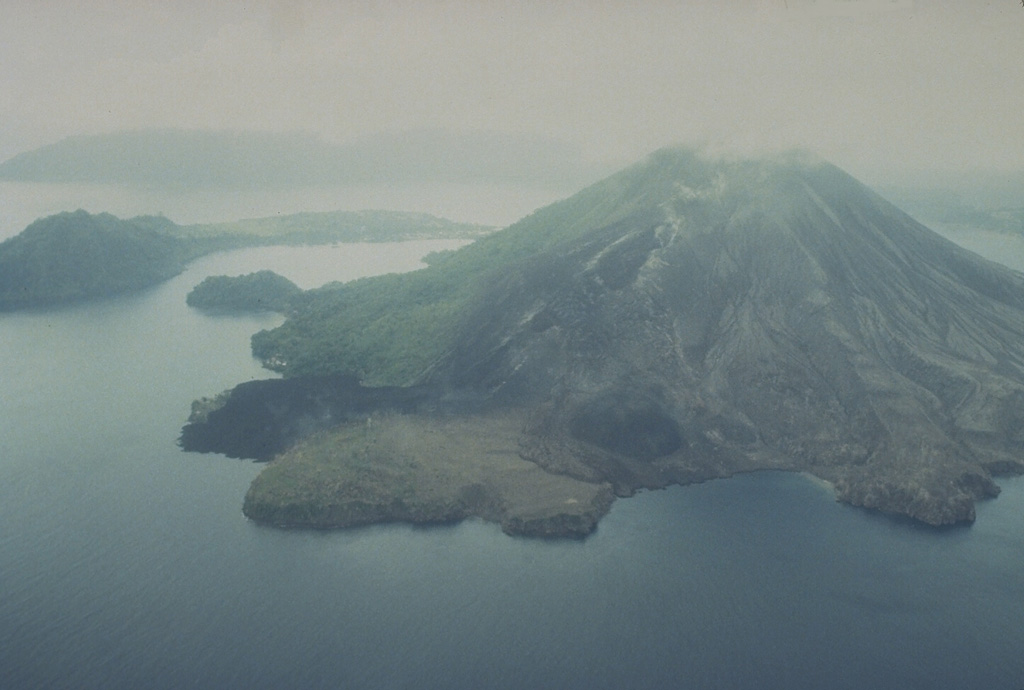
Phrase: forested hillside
[{"left": 0, "top": 211, "right": 200, "bottom": 309}]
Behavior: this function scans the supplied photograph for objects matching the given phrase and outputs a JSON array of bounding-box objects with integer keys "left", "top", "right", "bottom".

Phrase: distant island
[
  {"left": 0, "top": 209, "right": 491, "bottom": 311},
  {"left": 187, "top": 271, "right": 301, "bottom": 314},
  {"left": 0, "top": 128, "right": 611, "bottom": 191},
  {"left": 182, "top": 147, "right": 1024, "bottom": 537}
]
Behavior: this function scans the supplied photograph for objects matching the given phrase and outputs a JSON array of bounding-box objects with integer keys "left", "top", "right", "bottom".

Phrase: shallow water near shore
[{"left": 2, "top": 238, "right": 1024, "bottom": 690}]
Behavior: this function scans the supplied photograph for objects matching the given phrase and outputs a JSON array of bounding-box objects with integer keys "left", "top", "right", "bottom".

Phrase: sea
[{"left": 1, "top": 182, "right": 1023, "bottom": 690}]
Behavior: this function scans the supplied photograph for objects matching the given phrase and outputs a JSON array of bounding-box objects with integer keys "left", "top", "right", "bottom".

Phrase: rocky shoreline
[{"left": 180, "top": 374, "right": 1015, "bottom": 537}]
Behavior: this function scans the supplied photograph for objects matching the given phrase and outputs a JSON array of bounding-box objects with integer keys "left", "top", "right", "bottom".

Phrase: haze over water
[{"left": 1, "top": 204, "right": 1023, "bottom": 688}]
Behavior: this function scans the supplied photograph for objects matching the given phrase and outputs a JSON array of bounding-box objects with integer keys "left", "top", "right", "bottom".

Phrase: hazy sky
[{"left": 2, "top": 0, "right": 1022, "bottom": 183}]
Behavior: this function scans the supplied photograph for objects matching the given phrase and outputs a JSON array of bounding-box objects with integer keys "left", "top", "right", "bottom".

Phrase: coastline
[{"left": 182, "top": 374, "right": 1009, "bottom": 536}]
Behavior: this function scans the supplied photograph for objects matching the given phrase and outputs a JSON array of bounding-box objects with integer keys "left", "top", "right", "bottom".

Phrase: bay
[{"left": 1, "top": 226, "right": 1023, "bottom": 688}]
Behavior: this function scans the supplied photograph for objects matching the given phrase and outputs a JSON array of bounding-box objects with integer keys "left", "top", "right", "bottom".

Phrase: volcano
[{"left": 193, "top": 148, "right": 1024, "bottom": 532}]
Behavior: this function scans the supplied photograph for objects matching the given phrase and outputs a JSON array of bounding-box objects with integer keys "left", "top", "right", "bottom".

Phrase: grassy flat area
[{"left": 243, "top": 411, "right": 615, "bottom": 537}]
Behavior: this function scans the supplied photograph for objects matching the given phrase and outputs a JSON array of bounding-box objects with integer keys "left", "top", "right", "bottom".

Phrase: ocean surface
[{"left": 2, "top": 197, "right": 1024, "bottom": 689}]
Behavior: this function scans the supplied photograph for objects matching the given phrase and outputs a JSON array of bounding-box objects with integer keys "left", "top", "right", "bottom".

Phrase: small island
[{"left": 187, "top": 270, "right": 301, "bottom": 314}]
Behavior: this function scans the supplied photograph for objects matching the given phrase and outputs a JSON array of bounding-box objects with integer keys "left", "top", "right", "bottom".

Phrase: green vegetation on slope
[
  {"left": 249, "top": 148, "right": 714, "bottom": 384},
  {"left": 0, "top": 210, "right": 203, "bottom": 309}
]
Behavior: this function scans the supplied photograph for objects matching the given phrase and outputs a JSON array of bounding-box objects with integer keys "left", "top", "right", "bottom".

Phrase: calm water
[{"left": 2, "top": 231, "right": 1024, "bottom": 689}]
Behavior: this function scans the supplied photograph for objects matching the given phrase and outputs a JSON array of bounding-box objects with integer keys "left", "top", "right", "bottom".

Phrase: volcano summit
[{"left": 185, "top": 148, "right": 1024, "bottom": 534}]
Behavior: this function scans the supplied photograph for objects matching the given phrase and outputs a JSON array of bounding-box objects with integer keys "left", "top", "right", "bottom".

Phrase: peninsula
[{"left": 182, "top": 148, "right": 1024, "bottom": 536}]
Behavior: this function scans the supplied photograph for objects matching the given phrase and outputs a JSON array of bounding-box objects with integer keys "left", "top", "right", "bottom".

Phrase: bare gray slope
[{"left": 434, "top": 150, "right": 1024, "bottom": 524}]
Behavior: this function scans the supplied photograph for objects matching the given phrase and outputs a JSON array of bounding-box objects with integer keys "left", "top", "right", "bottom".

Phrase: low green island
[
  {"left": 187, "top": 270, "right": 301, "bottom": 314},
  {"left": 0, "top": 208, "right": 491, "bottom": 311}
]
